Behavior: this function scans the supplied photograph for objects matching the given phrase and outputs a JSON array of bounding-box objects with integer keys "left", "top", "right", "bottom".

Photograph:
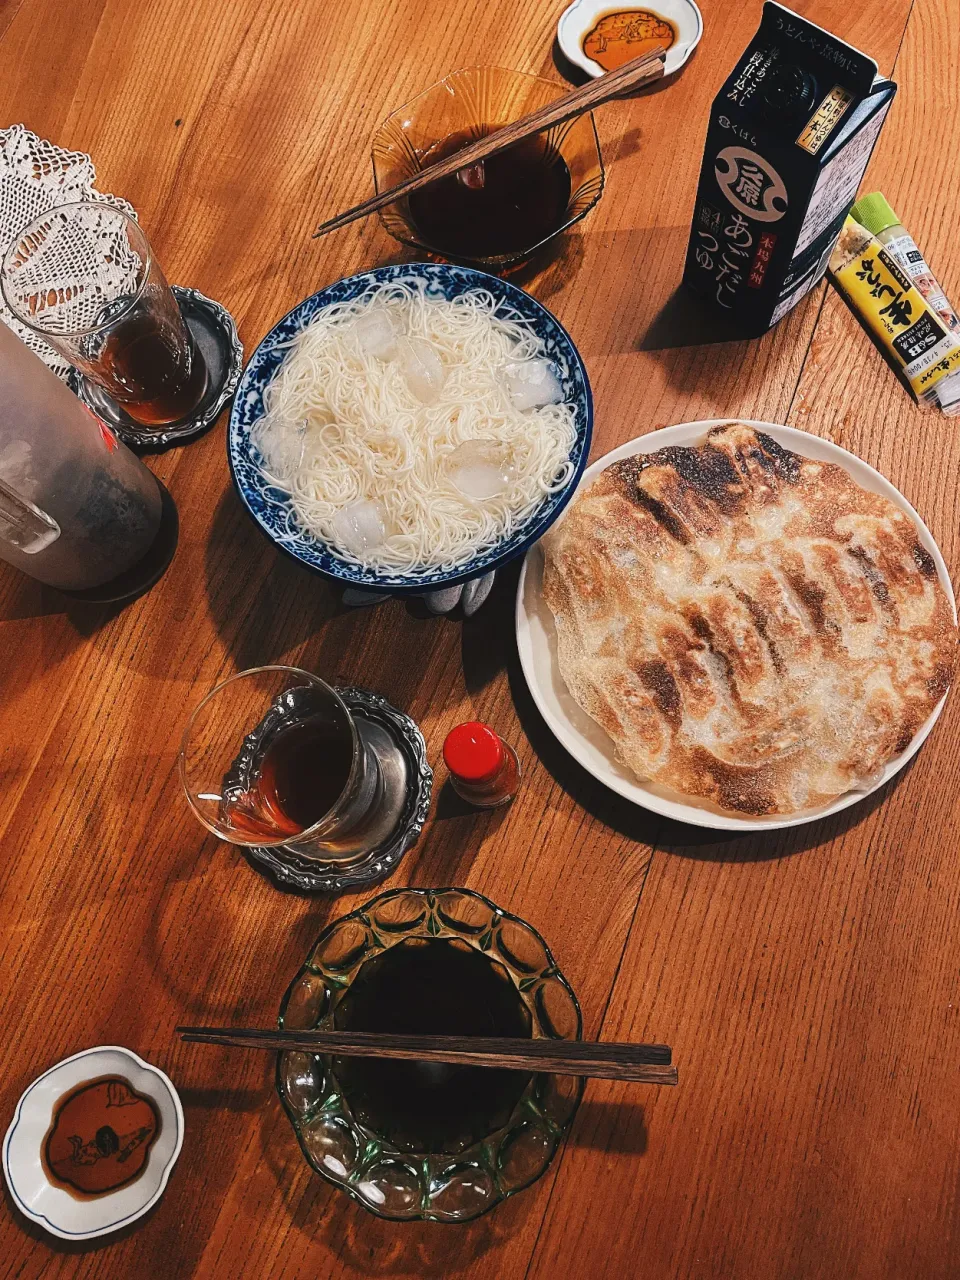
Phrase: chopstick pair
[
  {"left": 177, "top": 1026, "right": 678, "bottom": 1085},
  {"left": 312, "top": 47, "right": 666, "bottom": 239}
]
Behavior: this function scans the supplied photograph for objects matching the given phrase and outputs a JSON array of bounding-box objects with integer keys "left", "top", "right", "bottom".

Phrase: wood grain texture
[
  {"left": 0, "top": 0, "right": 956, "bottom": 1276},
  {"left": 527, "top": 2, "right": 960, "bottom": 1278}
]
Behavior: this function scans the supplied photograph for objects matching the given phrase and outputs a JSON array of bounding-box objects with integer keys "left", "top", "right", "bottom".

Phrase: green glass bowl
[{"left": 276, "top": 887, "right": 583, "bottom": 1222}]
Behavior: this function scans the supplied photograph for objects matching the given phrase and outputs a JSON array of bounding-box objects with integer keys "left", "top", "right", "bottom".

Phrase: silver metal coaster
[
  {"left": 245, "top": 687, "right": 433, "bottom": 894},
  {"left": 65, "top": 286, "right": 243, "bottom": 450}
]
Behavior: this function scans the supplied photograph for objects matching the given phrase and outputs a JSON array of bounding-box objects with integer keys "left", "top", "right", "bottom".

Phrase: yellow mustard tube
[{"left": 828, "top": 216, "right": 960, "bottom": 409}]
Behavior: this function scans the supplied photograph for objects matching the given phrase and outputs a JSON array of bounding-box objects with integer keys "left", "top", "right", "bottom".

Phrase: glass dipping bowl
[
  {"left": 276, "top": 887, "right": 583, "bottom": 1222},
  {"left": 371, "top": 65, "right": 605, "bottom": 272}
]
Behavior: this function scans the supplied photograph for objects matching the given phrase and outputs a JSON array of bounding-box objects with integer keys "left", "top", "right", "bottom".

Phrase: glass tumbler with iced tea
[
  {"left": 179, "top": 667, "right": 390, "bottom": 864},
  {"left": 1, "top": 201, "right": 207, "bottom": 430}
]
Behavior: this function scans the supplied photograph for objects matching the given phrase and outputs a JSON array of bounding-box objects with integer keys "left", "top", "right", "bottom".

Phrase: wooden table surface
[{"left": 1, "top": 0, "right": 959, "bottom": 1275}]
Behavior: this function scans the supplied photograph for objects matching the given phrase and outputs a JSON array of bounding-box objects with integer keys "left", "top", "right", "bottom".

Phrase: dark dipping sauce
[
  {"left": 42, "top": 1076, "right": 160, "bottom": 1199},
  {"left": 333, "top": 938, "right": 532, "bottom": 1153},
  {"left": 406, "top": 127, "right": 572, "bottom": 259}
]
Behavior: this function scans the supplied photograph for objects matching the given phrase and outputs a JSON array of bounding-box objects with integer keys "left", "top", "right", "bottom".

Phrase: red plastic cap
[{"left": 443, "top": 721, "right": 505, "bottom": 784}]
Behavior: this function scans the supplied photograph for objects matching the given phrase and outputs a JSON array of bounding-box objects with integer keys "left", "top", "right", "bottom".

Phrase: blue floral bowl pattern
[{"left": 228, "top": 263, "right": 593, "bottom": 595}]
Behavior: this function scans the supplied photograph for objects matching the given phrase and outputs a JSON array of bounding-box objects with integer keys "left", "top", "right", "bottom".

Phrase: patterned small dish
[
  {"left": 3, "top": 1046, "right": 183, "bottom": 1241},
  {"left": 276, "top": 887, "right": 583, "bottom": 1222},
  {"left": 558, "top": 0, "right": 703, "bottom": 80},
  {"left": 228, "top": 263, "right": 592, "bottom": 596}
]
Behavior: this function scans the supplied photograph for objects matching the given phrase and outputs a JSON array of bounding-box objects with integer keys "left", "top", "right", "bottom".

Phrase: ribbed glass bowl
[
  {"left": 372, "top": 65, "right": 605, "bottom": 272},
  {"left": 276, "top": 887, "right": 583, "bottom": 1222}
]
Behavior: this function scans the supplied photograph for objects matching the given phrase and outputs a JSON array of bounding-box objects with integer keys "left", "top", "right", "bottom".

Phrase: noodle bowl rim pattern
[{"left": 228, "top": 264, "right": 593, "bottom": 593}]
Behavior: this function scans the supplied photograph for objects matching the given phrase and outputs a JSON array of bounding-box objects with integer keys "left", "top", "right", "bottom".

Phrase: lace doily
[{"left": 0, "top": 124, "right": 135, "bottom": 376}]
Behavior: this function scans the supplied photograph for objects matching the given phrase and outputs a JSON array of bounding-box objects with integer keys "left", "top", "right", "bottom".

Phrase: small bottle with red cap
[{"left": 442, "top": 721, "right": 521, "bottom": 808}]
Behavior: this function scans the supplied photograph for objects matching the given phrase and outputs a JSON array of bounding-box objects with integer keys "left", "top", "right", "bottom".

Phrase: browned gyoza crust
[{"left": 541, "top": 423, "right": 956, "bottom": 816}]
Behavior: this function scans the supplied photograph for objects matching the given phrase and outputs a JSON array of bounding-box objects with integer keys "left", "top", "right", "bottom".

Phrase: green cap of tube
[{"left": 850, "top": 192, "right": 901, "bottom": 238}]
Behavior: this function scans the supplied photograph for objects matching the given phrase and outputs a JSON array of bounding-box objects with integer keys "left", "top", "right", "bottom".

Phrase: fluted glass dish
[
  {"left": 276, "top": 886, "right": 583, "bottom": 1222},
  {"left": 371, "top": 66, "right": 605, "bottom": 272}
]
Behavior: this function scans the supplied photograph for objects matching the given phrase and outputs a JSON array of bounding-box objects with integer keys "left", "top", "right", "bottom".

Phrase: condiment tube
[{"left": 828, "top": 215, "right": 960, "bottom": 415}]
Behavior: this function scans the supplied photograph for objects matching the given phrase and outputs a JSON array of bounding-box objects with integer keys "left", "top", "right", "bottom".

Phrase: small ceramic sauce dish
[
  {"left": 3, "top": 1046, "right": 183, "bottom": 1241},
  {"left": 557, "top": 0, "right": 703, "bottom": 80}
]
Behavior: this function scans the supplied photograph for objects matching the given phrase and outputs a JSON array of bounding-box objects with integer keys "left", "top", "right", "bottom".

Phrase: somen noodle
[{"left": 251, "top": 278, "right": 577, "bottom": 574}]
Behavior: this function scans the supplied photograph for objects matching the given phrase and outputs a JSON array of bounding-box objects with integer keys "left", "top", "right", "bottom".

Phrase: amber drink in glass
[
  {"left": 179, "top": 667, "right": 388, "bottom": 862},
  {"left": 2, "top": 201, "right": 207, "bottom": 429}
]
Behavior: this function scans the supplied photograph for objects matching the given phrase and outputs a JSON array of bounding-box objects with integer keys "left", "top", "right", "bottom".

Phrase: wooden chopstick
[
  {"left": 177, "top": 1026, "right": 677, "bottom": 1084},
  {"left": 312, "top": 48, "right": 666, "bottom": 239}
]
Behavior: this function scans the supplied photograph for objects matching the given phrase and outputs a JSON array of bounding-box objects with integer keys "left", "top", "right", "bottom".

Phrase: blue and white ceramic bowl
[
  {"left": 3, "top": 1046, "right": 183, "bottom": 1241},
  {"left": 228, "top": 263, "right": 593, "bottom": 595}
]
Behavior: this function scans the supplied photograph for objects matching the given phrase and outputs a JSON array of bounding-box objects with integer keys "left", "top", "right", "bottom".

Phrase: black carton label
[
  {"left": 893, "top": 312, "right": 948, "bottom": 364},
  {"left": 714, "top": 148, "right": 789, "bottom": 221},
  {"left": 764, "top": 5, "right": 876, "bottom": 89},
  {"left": 681, "top": 2, "right": 895, "bottom": 334}
]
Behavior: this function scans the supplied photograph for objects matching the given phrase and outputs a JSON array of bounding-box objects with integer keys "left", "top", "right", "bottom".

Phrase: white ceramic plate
[
  {"left": 3, "top": 1046, "right": 184, "bottom": 1241},
  {"left": 557, "top": 0, "right": 703, "bottom": 80},
  {"left": 516, "top": 419, "right": 956, "bottom": 833}
]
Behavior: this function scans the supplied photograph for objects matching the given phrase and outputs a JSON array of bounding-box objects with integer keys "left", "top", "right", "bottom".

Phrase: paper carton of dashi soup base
[{"left": 682, "top": 1, "right": 896, "bottom": 337}]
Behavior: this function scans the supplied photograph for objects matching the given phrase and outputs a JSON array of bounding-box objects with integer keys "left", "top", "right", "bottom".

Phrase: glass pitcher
[{"left": 0, "top": 319, "right": 162, "bottom": 591}]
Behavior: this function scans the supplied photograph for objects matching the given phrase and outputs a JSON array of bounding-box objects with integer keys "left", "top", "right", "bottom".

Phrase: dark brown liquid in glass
[
  {"left": 224, "top": 715, "right": 354, "bottom": 839},
  {"left": 406, "top": 127, "right": 572, "bottom": 259},
  {"left": 98, "top": 309, "right": 208, "bottom": 426},
  {"left": 333, "top": 938, "right": 532, "bottom": 1153}
]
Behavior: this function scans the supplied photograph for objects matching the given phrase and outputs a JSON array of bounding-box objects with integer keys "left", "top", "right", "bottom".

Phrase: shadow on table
[
  {"left": 639, "top": 285, "right": 753, "bottom": 351},
  {"left": 301, "top": 1183, "right": 536, "bottom": 1276},
  {"left": 255, "top": 1101, "right": 541, "bottom": 1277},
  {"left": 508, "top": 230, "right": 587, "bottom": 305},
  {"left": 658, "top": 758, "right": 917, "bottom": 863},
  {"left": 202, "top": 483, "right": 453, "bottom": 673},
  {"left": 256, "top": 1089, "right": 646, "bottom": 1273},
  {"left": 177, "top": 1084, "right": 268, "bottom": 1113},
  {"left": 459, "top": 560, "right": 518, "bottom": 695},
  {"left": 202, "top": 487, "right": 345, "bottom": 671},
  {"left": 399, "top": 783, "right": 511, "bottom": 889},
  {"left": 0, "top": 559, "right": 159, "bottom": 661},
  {"left": 202, "top": 484, "right": 526, "bottom": 669},
  {"left": 142, "top": 852, "right": 347, "bottom": 1021},
  {"left": 232, "top": 821, "right": 494, "bottom": 905},
  {"left": 551, "top": 38, "right": 591, "bottom": 87},
  {"left": 631, "top": 275, "right": 829, "bottom": 413},
  {"left": 568, "top": 1097, "right": 647, "bottom": 1154}
]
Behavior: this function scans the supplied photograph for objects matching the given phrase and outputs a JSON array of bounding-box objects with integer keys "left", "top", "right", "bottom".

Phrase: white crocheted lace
[{"left": 0, "top": 124, "right": 135, "bottom": 376}]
